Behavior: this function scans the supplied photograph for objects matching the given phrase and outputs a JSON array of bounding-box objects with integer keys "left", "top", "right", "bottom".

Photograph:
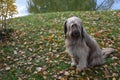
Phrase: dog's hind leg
[
  {"left": 88, "top": 49, "right": 106, "bottom": 67},
  {"left": 89, "top": 48, "right": 115, "bottom": 67}
]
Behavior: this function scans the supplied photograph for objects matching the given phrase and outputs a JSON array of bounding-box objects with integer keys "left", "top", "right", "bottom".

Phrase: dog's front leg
[
  {"left": 71, "top": 57, "right": 77, "bottom": 66},
  {"left": 76, "top": 56, "right": 87, "bottom": 71},
  {"left": 69, "top": 55, "right": 77, "bottom": 66}
]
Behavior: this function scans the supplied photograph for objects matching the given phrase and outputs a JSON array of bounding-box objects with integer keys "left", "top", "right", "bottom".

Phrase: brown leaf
[
  {"left": 14, "top": 50, "right": 17, "bottom": 54},
  {"left": 5, "top": 66, "right": 11, "bottom": 71},
  {"left": 104, "top": 68, "right": 111, "bottom": 78},
  {"left": 28, "top": 48, "right": 33, "bottom": 52},
  {"left": 43, "top": 71, "right": 48, "bottom": 75},
  {"left": 112, "top": 77, "right": 116, "bottom": 80},
  {"left": 36, "top": 67, "right": 42, "bottom": 72},
  {"left": 64, "top": 71, "right": 69, "bottom": 76}
]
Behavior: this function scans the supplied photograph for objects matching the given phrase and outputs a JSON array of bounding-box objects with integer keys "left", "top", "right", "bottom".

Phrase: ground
[{"left": 0, "top": 11, "right": 120, "bottom": 80}]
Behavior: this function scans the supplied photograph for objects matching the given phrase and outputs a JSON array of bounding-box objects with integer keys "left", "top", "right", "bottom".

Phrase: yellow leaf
[{"left": 112, "top": 77, "right": 116, "bottom": 80}]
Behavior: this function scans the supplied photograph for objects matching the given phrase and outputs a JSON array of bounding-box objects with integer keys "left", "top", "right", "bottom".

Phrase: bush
[
  {"left": 0, "top": 0, "right": 17, "bottom": 40},
  {"left": 0, "top": 0, "right": 17, "bottom": 29}
]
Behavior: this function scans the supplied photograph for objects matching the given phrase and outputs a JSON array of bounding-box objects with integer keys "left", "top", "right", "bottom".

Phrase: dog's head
[{"left": 64, "top": 16, "right": 84, "bottom": 39}]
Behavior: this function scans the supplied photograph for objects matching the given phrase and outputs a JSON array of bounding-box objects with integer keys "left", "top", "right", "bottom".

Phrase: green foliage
[
  {"left": 27, "top": 0, "right": 97, "bottom": 13},
  {"left": 27, "top": 0, "right": 115, "bottom": 13},
  {"left": 0, "top": 11, "right": 120, "bottom": 79},
  {"left": 0, "top": 0, "right": 17, "bottom": 29}
]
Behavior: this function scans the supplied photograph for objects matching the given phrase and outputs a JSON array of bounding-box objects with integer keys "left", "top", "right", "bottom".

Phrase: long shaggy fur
[{"left": 64, "top": 16, "right": 114, "bottom": 71}]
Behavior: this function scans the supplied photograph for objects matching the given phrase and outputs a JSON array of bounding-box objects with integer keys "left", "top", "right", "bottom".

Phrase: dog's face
[{"left": 64, "top": 16, "right": 84, "bottom": 39}]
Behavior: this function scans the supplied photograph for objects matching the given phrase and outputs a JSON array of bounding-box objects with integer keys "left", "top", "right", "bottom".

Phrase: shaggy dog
[{"left": 64, "top": 16, "right": 114, "bottom": 71}]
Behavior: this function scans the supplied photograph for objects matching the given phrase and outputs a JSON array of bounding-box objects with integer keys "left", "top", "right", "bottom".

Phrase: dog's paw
[
  {"left": 71, "top": 62, "right": 76, "bottom": 66},
  {"left": 76, "top": 68, "right": 82, "bottom": 72},
  {"left": 76, "top": 65, "right": 86, "bottom": 71}
]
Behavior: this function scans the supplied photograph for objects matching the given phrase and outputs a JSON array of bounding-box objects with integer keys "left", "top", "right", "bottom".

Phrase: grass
[{"left": 0, "top": 11, "right": 120, "bottom": 80}]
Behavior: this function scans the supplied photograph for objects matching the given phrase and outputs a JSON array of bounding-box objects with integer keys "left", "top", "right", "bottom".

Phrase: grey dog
[{"left": 64, "top": 16, "right": 114, "bottom": 71}]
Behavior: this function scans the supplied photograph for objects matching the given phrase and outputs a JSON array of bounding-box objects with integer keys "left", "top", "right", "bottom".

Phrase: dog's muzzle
[{"left": 71, "top": 30, "right": 80, "bottom": 38}]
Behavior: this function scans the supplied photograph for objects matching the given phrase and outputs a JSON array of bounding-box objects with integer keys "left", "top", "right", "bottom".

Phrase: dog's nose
[{"left": 72, "top": 30, "right": 80, "bottom": 37}]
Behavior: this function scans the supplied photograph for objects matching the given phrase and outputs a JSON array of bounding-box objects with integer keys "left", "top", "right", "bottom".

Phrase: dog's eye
[
  {"left": 71, "top": 25, "right": 74, "bottom": 28},
  {"left": 71, "top": 24, "right": 77, "bottom": 28}
]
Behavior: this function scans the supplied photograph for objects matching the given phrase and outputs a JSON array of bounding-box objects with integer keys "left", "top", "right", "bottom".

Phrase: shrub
[
  {"left": 0, "top": 0, "right": 17, "bottom": 30},
  {"left": 0, "top": 0, "right": 17, "bottom": 40}
]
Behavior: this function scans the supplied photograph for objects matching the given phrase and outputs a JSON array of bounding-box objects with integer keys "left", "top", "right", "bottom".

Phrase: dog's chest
[{"left": 66, "top": 42, "right": 89, "bottom": 57}]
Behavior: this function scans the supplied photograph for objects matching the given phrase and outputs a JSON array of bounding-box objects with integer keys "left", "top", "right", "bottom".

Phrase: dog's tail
[{"left": 102, "top": 48, "right": 115, "bottom": 58}]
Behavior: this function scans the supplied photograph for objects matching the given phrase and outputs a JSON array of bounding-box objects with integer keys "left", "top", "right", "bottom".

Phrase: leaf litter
[{"left": 0, "top": 11, "right": 120, "bottom": 80}]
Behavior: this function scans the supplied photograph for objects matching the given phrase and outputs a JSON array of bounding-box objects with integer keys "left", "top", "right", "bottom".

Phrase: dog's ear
[
  {"left": 81, "top": 25, "right": 84, "bottom": 39},
  {"left": 64, "top": 20, "right": 67, "bottom": 36}
]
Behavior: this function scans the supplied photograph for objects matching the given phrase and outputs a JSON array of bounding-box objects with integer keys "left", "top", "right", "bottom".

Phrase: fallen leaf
[
  {"left": 5, "top": 66, "right": 10, "bottom": 71},
  {"left": 112, "top": 77, "right": 116, "bottom": 80},
  {"left": 36, "top": 67, "right": 42, "bottom": 72},
  {"left": 14, "top": 50, "right": 17, "bottom": 54},
  {"left": 64, "top": 71, "right": 69, "bottom": 76},
  {"left": 104, "top": 68, "right": 111, "bottom": 78}
]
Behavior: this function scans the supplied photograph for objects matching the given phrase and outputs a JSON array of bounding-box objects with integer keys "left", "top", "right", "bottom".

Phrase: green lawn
[{"left": 0, "top": 11, "right": 120, "bottom": 80}]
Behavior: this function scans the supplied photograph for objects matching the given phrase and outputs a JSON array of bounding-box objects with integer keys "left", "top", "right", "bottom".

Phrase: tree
[
  {"left": 96, "top": 0, "right": 114, "bottom": 10},
  {"left": 27, "top": 0, "right": 115, "bottom": 13},
  {"left": 27, "top": 0, "right": 97, "bottom": 13},
  {"left": 0, "top": 0, "right": 17, "bottom": 30}
]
